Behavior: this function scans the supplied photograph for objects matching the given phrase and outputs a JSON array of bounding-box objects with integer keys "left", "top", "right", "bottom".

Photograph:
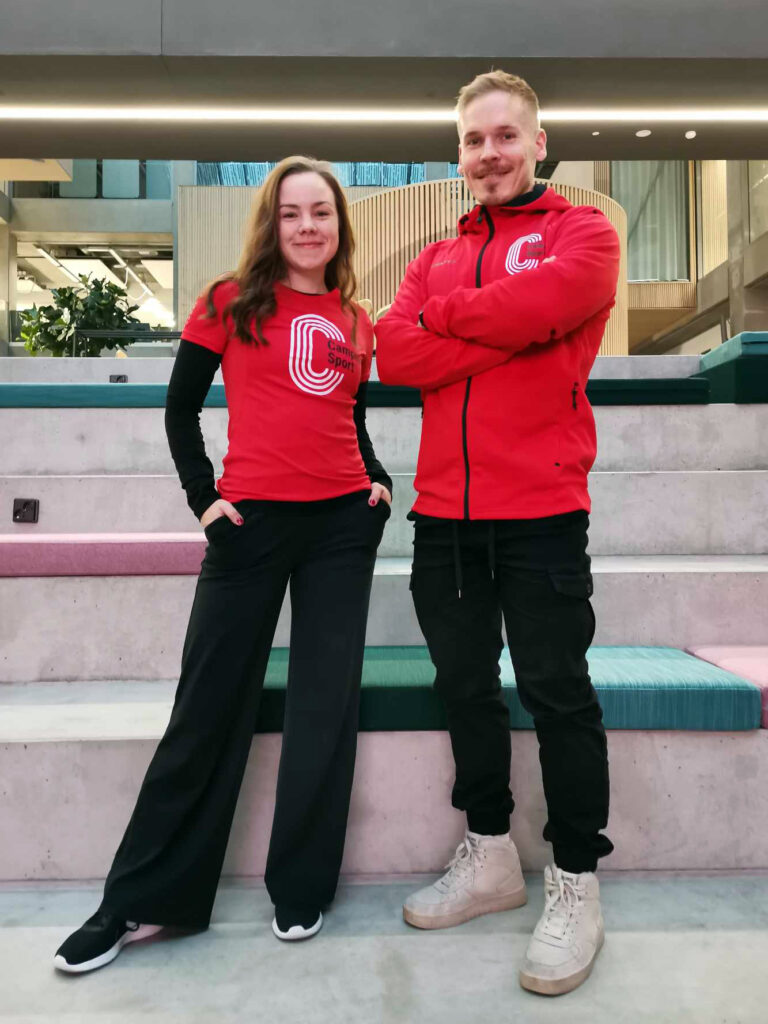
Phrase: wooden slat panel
[
  {"left": 349, "top": 178, "right": 628, "bottom": 355},
  {"left": 593, "top": 162, "right": 611, "bottom": 197},
  {"left": 629, "top": 282, "right": 697, "bottom": 310},
  {"left": 177, "top": 185, "right": 256, "bottom": 326}
]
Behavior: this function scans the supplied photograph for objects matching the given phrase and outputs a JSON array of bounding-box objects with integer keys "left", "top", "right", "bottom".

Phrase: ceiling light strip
[{"left": 2, "top": 106, "right": 768, "bottom": 124}]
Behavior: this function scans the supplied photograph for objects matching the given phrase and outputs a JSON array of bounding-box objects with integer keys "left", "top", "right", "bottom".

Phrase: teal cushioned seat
[
  {"left": 695, "top": 331, "right": 768, "bottom": 402},
  {"left": 699, "top": 332, "right": 768, "bottom": 371},
  {"left": 255, "top": 646, "right": 761, "bottom": 733},
  {"left": 0, "top": 378, "right": 710, "bottom": 408}
]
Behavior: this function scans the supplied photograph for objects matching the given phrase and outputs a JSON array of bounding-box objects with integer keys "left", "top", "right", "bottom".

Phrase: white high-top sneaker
[
  {"left": 403, "top": 831, "right": 527, "bottom": 930},
  {"left": 519, "top": 865, "right": 604, "bottom": 996}
]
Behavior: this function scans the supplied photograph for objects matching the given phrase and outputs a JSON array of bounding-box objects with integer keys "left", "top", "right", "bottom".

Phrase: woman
[{"left": 54, "top": 157, "right": 392, "bottom": 972}]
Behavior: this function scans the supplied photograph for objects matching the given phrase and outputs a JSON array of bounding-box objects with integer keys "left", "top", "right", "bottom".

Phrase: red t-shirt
[{"left": 181, "top": 279, "right": 374, "bottom": 502}]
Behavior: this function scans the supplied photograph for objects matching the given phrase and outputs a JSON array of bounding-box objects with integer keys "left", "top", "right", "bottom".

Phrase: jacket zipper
[
  {"left": 462, "top": 207, "right": 495, "bottom": 519},
  {"left": 572, "top": 382, "right": 579, "bottom": 410}
]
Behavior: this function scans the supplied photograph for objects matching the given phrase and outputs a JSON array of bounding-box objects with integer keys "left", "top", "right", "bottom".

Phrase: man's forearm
[
  {"left": 375, "top": 315, "right": 511, "bottom": 390},
  {"left": 422, "top": 213, "right": 620, "bottom": 352}
]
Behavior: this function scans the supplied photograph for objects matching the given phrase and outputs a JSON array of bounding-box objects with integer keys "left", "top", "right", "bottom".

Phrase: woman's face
[{"left": 277, "top": 171, "right": 340, "bottom": 279}]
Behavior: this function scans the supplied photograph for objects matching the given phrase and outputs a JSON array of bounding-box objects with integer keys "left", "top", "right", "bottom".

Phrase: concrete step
[
  {"left": 4, "top": 470, "right": 768, "bottom": 556},
  {"left": 0, "top": 356, "right": 221, "bottom": 383},
  {"left": 1, "top": 680, "right": 767, "bottom": 879},
  {"left": 3, "top": 403, "right": 767, "bottom": 476},
  {"left": 1, "top": 556, "right": 767, "bottom": 682},
  {"left": 0, "top": 353, "right": 701, "bottom": 383}
]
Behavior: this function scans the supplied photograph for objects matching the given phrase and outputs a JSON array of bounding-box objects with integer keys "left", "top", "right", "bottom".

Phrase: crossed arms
[{"left": 375, "top": 208, "right": 620, "bottom": 390}]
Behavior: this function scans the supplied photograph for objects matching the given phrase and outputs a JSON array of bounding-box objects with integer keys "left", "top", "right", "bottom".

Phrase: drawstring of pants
[{"left": 451, "top": 520, "right": 497, "bottom": 599}]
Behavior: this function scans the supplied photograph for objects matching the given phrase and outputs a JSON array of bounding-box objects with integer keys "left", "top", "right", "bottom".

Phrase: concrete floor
[{"left": 1, "top": 873, "right": 767, "bottom": 1023}]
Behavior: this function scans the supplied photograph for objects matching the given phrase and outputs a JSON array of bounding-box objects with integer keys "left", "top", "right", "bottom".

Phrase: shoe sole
[
  {"left": 272, "top": 913, "right": 323, "bottom": 942},
  {"left": 53, "top": 924, "right": 163, "bottom": 974},
  {"left": 519, "top": 930, "right": 605, "bottom": 996},
  {"left": 403, "top": 885, "right": 528, "bottom": 931}
]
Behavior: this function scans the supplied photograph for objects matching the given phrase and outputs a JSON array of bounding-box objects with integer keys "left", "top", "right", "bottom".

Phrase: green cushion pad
[
  {"left": 700, "top": 332, "right": 768, "bottom": 371},
  {"left": 0, "top": 377, "right": 710, "bottom": 408},
  {"left": 696, "top": 332, "right": 768, "bottom": 402},
  {"left": 255, "top": 645, "right": 761, "bottom": 733}
]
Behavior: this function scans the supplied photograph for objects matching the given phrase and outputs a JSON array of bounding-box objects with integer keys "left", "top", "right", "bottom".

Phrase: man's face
[{"left": 458, "top": 91, "right": 547, "bottom": 206}]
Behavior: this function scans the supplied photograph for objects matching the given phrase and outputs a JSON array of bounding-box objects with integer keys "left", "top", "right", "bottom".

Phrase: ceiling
[
  {"left": 3, "top": 56, "right": 768, "bottom": 160},
  {"left": 15, "top": 239, "right": 174, "bottom": 323}
]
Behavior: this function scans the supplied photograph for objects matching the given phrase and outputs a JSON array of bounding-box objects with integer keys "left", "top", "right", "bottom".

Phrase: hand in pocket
[{"left": 200, "top": 499, "right": 243, "bottom": 529}]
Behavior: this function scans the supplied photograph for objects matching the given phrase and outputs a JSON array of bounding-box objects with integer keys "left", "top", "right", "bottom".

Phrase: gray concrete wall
[
  {"left": 3, "top": 470, "right": 768, "bottom": 556},
  {"left": 0, "top": 354, "right": 701, "bottom": 380},
  {"left": 2, "top": 559, "right": 767, "bottom": 681},
  {"left": 4, "top": 405, "right": 768, "bottom": 477},
  {"left": 3, "top": 725, "right": 767, "bottom": 877},
  {"left": 3, "top": 0, "right": 768, "bottom": 57}
]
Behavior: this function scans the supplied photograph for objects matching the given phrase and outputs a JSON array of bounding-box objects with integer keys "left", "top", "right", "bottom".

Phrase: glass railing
[{"left": 195, "top": 162, "right": 460, "bottom": 187}]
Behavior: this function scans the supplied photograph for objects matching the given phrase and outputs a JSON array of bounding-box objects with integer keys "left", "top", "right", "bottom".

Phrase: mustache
[{"left": 475, "top": 165, "right": 513, "bottom": 179}]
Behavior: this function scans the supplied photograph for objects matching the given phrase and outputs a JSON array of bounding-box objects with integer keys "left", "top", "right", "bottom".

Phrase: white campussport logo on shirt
[
  {"left": 505, "top": 232, "right": 543, "bottom": 274},
  {"left": 289, "top": 314, "right": 345, "bottom": 395}
]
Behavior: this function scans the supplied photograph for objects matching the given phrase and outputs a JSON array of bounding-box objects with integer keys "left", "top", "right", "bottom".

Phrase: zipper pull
[{"left": 572, "top": 383, "right": 579, "bottom": 410}]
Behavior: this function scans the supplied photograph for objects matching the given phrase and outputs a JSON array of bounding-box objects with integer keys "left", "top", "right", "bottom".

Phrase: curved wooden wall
[{"left": 349, "top": 178, "right": 628, "bottom": 355}]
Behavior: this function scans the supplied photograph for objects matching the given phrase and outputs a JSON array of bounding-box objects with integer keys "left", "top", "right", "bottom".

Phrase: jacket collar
[{"left": 457, "top": 184, "right": 571, "bottom": 234}]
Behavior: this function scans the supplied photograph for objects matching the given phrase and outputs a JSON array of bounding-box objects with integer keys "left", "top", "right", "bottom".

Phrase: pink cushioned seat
[
  {"left": 687, "top": 646, "right": 768, "bottom": 728},
  {"left": 0, "top": 534, "right": 205, "bottom": 577}
]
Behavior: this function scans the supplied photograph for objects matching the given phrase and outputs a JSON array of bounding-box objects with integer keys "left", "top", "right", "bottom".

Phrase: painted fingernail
[
  {"left": 369, "top": 500, "right": 376, "bottom": 506},
  {"left": 237, "top": 517, "right": 244, "bottom": 525}
]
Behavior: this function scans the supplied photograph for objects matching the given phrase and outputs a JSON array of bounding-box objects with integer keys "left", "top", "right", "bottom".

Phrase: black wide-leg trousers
[
  {"left": 410, "top": 510, "right": 613, "bottom": 874},
  {"left": 101, "top": 491, "right": 389, "bottom": 927}
]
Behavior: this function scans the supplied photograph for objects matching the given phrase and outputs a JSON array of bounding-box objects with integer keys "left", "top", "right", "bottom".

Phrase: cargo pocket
[
  {"left": 547, "top": 569, "right": 594, "bottom": 600},
  {"left": 548, "top": 568, "right": 596, "bottom": 646}
]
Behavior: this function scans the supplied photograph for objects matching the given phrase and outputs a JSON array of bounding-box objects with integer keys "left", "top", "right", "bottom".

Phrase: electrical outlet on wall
[{"left": 13, "top": 498, "right": 39, "bottom": 523}]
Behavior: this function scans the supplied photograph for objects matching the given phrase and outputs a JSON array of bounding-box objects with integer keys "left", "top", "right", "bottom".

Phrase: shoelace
[
  {"left": 540, "top": 870, "right": 586, "bottom": 940},
  {"left": 437, "top": 836, "right": 485, "bottom": 890}
]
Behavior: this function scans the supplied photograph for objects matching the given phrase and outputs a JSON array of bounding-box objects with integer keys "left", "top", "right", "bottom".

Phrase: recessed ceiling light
[
  {"left": 685, "top": 130, "right": 697, "bottom": 139},
  {"left": 636, "top": 129, "right": 652, "bottom": 138},
  {"left": 592, "top": 131, "right": 600, "bottom": 136}
]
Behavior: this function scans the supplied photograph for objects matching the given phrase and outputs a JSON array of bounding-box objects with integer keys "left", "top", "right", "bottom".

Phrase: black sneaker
[
  {"left": 272, "top": 906, "right": 323, "bottom": 941},
  {"left": 53, "top": 911, "right": 155, "bottom": 973}
]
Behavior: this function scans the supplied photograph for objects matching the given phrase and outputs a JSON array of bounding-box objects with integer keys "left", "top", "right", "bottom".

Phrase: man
[{"left": 375, "top": 70, "right": 620, "bottom": 996}]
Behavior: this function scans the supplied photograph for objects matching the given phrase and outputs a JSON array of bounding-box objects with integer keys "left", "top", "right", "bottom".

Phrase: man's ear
[
  {"left": 457, "top": 143, "right": 463, "bottom": 176},
  {"left": 536, "top": 129, "right": 548, "bottom": 163}
]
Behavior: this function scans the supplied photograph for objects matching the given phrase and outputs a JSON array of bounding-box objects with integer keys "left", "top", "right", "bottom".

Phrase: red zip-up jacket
[{"left": 375, "top": 186, "right": 620, "bottom": 520}]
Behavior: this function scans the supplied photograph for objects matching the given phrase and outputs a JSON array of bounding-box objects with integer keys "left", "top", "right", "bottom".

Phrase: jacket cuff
[
  {"left": 421, "top": 295, "right": 450, "bottom": 337},
  {"left": 369, "top": 470, "right": 393, "bottom": 495},
  {"left": 190, "top": 484, "right": 221, "bottom": 522}
]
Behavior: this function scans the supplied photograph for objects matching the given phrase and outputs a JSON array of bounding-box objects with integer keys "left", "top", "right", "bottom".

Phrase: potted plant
[{"left": 19, "top": 274, "right": 143, "bottom": 357}]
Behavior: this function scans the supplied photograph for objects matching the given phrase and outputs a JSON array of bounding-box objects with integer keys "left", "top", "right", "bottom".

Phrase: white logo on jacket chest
[
  {"left": 289, "top": 314, "right": 345, "bottom": 395},
  {"left": 505, "top": 232, "right": 543, "bottom": 274}
]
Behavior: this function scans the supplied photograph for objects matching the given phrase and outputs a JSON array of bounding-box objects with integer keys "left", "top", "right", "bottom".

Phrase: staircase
[{"left": 1, "top": 354, "right": 767, "bottom": 883}]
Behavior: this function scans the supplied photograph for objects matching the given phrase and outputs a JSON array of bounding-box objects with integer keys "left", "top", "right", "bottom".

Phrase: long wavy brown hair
[{"left": 203, "top": 156, "right": 359, "bottom": 345}]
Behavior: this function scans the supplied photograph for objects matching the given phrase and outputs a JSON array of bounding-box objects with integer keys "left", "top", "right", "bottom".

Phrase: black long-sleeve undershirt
[{"left": 165, "top": 339, "right": 393, "bottom": 521}]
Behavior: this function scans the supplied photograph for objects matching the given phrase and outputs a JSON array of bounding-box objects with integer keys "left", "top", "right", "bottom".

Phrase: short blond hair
[{"left": 456, "top": 71, "right": 540, "bottom": 130}]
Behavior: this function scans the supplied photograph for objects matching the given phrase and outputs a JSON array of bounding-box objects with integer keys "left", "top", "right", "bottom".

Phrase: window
[{"left": 611, "top": 161, "right": 690, "bottom": 281}]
